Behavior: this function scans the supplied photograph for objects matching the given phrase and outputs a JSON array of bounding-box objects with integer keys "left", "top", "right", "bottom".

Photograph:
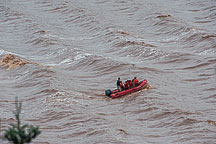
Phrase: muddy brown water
[{"left": 0, "top": 0, "right": 216, "bottom": 143}]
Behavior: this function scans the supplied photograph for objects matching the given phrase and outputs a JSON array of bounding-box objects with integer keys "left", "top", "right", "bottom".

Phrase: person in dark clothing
[{"left": 116, "top": 77, "right": 121, "bottom": 90}]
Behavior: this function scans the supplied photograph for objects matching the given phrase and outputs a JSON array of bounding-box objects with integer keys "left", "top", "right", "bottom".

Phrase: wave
[{"left": 1, "top": 1, "right": 216, "bottom": 144}]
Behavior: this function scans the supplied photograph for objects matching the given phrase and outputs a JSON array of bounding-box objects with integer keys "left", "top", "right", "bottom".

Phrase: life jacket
[
  {"left": 124, "top": 82, "right": 129, "bottom": 89},
  {"left": 128, "top": 80, "right": 133, "bottom": 87},
  {"left": 120, "top": 83, "right": 123, "bottom": 88},
  {"left": 120, "top": 83, "right": 124, "bottom": 91},
  {"left": 134, "top": 79, "right": 139, "bottom": 85}
]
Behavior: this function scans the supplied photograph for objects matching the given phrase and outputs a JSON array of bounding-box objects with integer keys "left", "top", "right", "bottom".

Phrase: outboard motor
[{"left": 105, "top": 89, "right": 112, "bottom": 98}]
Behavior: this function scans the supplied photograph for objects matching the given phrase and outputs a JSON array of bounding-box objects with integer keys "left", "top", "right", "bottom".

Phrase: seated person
[
  {"left": 120, "top": 82, "right": 125, "bottom": 91},
  {"left": 133, "top": 77, "right": 139, "bottom": 86},
  {"left": 128, "top": 80, "right": 133, "bottom": 87},
  {"left": 124, "top": 81, "right": 129, "bottom": 90}
]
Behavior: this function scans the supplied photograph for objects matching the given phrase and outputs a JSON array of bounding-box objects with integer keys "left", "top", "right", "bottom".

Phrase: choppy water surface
[{"left": 0, "top": 0, "right": 216, "bottom": 143}]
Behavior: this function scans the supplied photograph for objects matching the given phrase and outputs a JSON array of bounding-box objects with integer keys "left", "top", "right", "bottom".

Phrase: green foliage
[{"left": 4, "top": 97, "right": 41, "bottom": 144}]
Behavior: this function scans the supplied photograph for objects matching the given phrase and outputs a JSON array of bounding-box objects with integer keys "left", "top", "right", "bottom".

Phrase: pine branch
[{"left": 4, "top": 97, "right": 41, "bottom": 144}]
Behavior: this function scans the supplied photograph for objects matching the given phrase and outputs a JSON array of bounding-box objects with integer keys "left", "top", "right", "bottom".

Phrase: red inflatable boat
[{"left": 105, "top": 79, "right": 148, "bottom": 98}]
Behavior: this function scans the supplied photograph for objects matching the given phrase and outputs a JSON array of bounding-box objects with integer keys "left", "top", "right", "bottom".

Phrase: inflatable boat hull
[{"left": 105, "top": 79, "right": 148, "bottom": 98}]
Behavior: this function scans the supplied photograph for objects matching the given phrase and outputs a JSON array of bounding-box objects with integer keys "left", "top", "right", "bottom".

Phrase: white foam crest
[
  {"left": 44, "top": 91, "right": 92, "bottom": 107},
  {"left": 40, "top": 49, "right": 93, "bottom": 66},
  {"left": 0, "top": 49, "right": 24, "bottom": 58},
  {"left": 60, "top": 36, "right": 93, "bottom": 41},
  {"left": 45, "top": 91, "right": 79, "bottom": 104},
  {"left": 0, "top": 49, "right": 5, "bottom": 55},
  {"left": 160, "top": 27, "right": 206, "bottom": 43},
  {"left": 43, "top": 34, "right": 58, "bottom": 38},
  {"left": 74, "top": 52, "right": 92, "bottom": 61},
  {"left": 59, "top": 58, "right": 73, "bottom": 64},
  {"left": 198, "top": 49, "right": 216, "bottom": 56},
  {"left": 43, "top": 33, "right": 92, "bottom": 41},
  {"left": 42, "top": 58, "right": 73, "bottom": 67},
  {"left": 160, "top": 30, "right": 191, "bottom": 43}
]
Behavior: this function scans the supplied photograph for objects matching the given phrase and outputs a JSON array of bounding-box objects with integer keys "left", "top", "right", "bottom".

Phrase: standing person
[{"left": 116, "top": 77, "right": 121, "bottom": 90}]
